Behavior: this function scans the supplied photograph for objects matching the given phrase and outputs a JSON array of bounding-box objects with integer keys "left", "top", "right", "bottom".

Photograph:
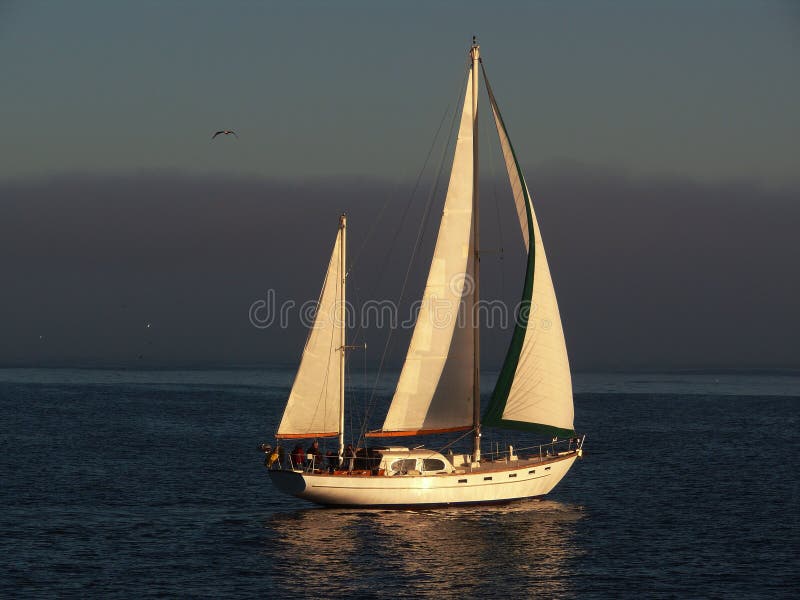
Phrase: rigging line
[
  {"left": 413, "top": 58, "right": 472, "bottom": 254},
  {"left": 346, "top": 271, "right": 361, "bottom": 448},
  {"left": 348, "top": 274, "right": 373, "bottom": 448},
  {"left": 434, "top": 427, "right": 477, "bottom": 456},
  {"left": 485, "top": 92, "right": 507, "bottom": 301},
  {"left": 345, "top": 339, "right": 353, "bottom": 448},
  {"left": 401, "top": 98, "right": 464, "bottom": 304},
  {"left": 356, "top": 67, "right": 470, "bottom": 448},
  {"left": 359, "top": 336, "right": 368, "bottom": 449},
  {"left": 279, "top": 233, "right": 338, "bottom": 436},
  {"left": 348, "top": 101, "right": 453, "bottom": 350},
  {"left": 356, "top": 73, "right": 468, "bottom": 446},
  {"left": 482, "top": 60, "right": 522, "bottom": 326},
  {"left": 349, "top": 55, "right": 472, "bottom": 343},
  {"left": 349, "top": 100, "right": 450, "bottom": 273},
  {"left": 410, "top": 429, "right": 476, "bottom": 462},
  {"left": 306, "top": 243, "right": 340, "bottom": 436}
]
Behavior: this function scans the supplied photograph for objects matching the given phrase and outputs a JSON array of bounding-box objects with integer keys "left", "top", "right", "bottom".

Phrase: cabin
[{"left": 376, "top": 448, "right": 457, "bottom": 476}]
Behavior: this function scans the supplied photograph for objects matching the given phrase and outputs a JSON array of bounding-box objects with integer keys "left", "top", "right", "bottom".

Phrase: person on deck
[
  {"left": 291, "top": 444, "right": 305, "bottom": 469},
  {"left": 344, "top": 444, "right": 356, "bottom": 471},
  {"left": 325, "top": 450, "right": 337, "bottom": 473},
  {"left": 306, "top": 440, "right": 322, "bottom": 468}
]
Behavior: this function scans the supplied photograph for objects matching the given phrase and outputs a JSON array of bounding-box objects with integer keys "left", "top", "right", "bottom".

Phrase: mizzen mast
[
  {"left": 338, "top": 214, "right": 347, "bottom": 459},
  {"left": 470, "top": 37, "right": 482, "bottom": 464}
]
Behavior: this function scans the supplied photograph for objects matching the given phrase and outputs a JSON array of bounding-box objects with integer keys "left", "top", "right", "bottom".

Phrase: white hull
[{"left": 268, "top": 452, "right": 578, "bottom": 507}]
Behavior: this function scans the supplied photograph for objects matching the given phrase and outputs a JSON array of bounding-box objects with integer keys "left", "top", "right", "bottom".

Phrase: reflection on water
[{"left": 263, "top": 500, "right": 585, "bottom": 597}]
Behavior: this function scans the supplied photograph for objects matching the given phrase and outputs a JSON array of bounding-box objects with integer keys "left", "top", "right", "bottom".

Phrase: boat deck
[{"left": 283, "top": 450, "right": 579, "bottom": 478}]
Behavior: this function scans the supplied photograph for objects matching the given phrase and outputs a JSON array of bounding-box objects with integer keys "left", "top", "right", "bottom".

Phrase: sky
[{"left": 1, "top": 1, "right": 798, "bottom": 370}]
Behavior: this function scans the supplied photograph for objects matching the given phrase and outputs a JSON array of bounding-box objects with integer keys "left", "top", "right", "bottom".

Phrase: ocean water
[{"left": 1, "top": 368, "right": 798, "bottom": 598}]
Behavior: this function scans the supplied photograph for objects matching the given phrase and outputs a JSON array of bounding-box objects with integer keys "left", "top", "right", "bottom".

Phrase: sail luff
[
  {"left": 338, "top": 214, "right": 346, "bottom": 457},
  {"left": 481, "top": 65, "right": 575, "bottom": 436},
  {"left": 470, "top": 40, "right": 482, "bottom": 463}
]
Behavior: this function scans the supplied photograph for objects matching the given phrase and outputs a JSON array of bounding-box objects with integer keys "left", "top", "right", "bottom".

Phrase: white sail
[
  {"left": 371, "top": 71, "right": 476, "bottom": 437},
  {"left": 483, "top": 73, "right": 574, "bottom": 435},
  {"left": 277, "top": 224, "right": 344, "bottom": 439}
]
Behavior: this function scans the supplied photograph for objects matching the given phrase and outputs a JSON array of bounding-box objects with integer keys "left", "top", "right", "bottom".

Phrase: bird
[{"left": 212, "top": 130, "right": 238, "bottom": 139}]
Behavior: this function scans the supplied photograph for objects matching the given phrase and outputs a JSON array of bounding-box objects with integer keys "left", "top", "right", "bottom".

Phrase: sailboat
[{"left": 266, "top": 40, "right": 584, "bottom": 507}]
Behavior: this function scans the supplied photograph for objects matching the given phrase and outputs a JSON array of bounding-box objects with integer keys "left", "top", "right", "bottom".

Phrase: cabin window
[
  {"left": 390, "top": 459, "right": 417, "bottom": 473},
  {"left": 421, "top": 459, "right": 446, "bottom": 472},
  {"left": 458, "top": 479, "right": 468, "bottom": 483},
  {"left": 509, "top": 473, "right": 517, "bottom": 478},
  {"left": 484, "top": 476, "right": 492, "bottom": 481}
]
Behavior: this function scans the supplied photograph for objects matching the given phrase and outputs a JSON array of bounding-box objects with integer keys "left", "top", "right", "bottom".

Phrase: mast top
[{"left": 470, "top": 36, "right": 480, "bottom": 60}]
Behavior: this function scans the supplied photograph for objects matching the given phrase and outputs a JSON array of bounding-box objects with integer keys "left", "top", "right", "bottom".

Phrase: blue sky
[{"left": 1, "top": 0, "right": 798, "bottom": 185}]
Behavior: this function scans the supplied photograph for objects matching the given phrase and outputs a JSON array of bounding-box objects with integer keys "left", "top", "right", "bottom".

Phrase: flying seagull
[{"left": 212, "top": 130, "right": 238, "bottom": 139}]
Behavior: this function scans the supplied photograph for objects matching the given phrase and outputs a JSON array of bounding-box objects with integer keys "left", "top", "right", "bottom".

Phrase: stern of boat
[{"left": 267, "top": 468, "right": 308, "bottom": 496}]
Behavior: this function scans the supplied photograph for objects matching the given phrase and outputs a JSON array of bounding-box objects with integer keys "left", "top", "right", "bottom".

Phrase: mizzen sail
[{"left": 277, "top": 221, "right": 345, "bottom": 439}]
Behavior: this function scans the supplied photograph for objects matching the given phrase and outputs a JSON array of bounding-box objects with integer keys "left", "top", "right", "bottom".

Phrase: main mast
[
  {"left": 338, "top": 214, "right": 346, "bottom": 459},
  {"left": 470, "top": 38, "right": 481, "bottom": 463}
]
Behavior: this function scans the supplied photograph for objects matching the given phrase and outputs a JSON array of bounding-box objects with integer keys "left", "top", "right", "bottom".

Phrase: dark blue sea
[{"left": 1, "top": 368, "right": 798, "bottom": 598}]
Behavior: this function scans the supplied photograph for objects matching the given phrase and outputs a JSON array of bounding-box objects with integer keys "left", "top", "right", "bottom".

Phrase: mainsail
[
  {"left": 369, "top": 71, "right": 476, "bottom": 437},
  {"left": 481, "top": 69, "right": 575, "bottom": 436},
  {"left": 276, "top": 221, "right": 345, "bottom": 439}
]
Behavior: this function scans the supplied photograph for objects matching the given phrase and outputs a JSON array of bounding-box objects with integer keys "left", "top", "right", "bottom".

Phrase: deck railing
[
  {"left": 263, "top": 435, "right": 585, "bottom": 473},
  {"left": 469, "top": 436, "right": 584, "bottom": 465},
  {"left": 269, "top": 452, "right": 383, "bottom": 473}
]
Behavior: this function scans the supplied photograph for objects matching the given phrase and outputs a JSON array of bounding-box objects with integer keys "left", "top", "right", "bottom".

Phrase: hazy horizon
[
  {"left": 1, "top": 2, "right": 798, "bottom": 371},
  {"left": 2, "top": 165, "right": 798, "bottom": 371}
]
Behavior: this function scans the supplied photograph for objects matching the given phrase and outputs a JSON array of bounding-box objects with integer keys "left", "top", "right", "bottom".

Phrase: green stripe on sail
[
  {"left": 481, "top": 128, "right": 534, "bottom": 427},
  {"left": 481, "top": 67, "right": 574, "bottom": 437},
  {"left": 491, "top": 419, "right": 576, "bottom": 438}
]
